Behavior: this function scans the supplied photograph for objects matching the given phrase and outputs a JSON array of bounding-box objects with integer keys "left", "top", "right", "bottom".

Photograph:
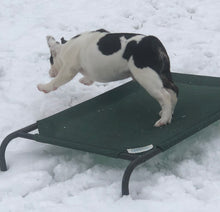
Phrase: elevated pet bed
[{"left": 1, "top": 73, "right": 220, "bottom": 195}]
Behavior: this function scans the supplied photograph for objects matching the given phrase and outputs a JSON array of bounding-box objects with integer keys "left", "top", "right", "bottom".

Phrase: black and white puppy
[{"left": 37, "top": 29, "right": 178, "bottom": 127}]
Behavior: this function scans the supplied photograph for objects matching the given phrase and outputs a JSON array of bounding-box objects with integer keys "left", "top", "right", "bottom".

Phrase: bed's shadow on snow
[
  {"left": 41, "top": 145, "right": 127, "bottom": 169},
  {"left": 33, "top": 120, "right": 220, "bottom": 175}
]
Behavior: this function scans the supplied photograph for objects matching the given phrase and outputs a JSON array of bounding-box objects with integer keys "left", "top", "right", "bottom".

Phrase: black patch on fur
[
  {"left": 123, "top": 36, "right": 168, "bottom": 70},
  {"left": 71, "top": 34, "right": 81, "bottom": 39},
  {"left": 97, "top": 33, "right": 140, "bottom": 55},
  {"left": 95, "top": 29, "right": 109, "bottom": 33},
  {"left": 123, "top": 36, "right": 178, "bottom": 95},
  {"left": 123, "top": 33, "right": 140, "bottom": 39},
  {"left": 123, "top": 40, "right": 137, "bottom": 60},
  {"left": 61, "top": 37, "right": 67, "bottom": 44},
  {"left": 49, "top": 55, "right": 54, "bottom": 65}
]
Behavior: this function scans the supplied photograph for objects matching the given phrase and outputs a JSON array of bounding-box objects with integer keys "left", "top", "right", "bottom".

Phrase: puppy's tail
[
  {"left": 151, "top": 38, "right": 179, "bottom": 97},
  {"left": 157, "top": 44, "right": 179, "bottom": 96},
  {"left": 160, "top": 72, "right": 179, "bottom": 96}
]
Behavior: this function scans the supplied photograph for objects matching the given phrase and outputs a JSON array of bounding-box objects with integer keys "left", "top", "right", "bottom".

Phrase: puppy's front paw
[
  {"left": 154, "top": 117, "right": 171, "bottom": 127},
  {"left": 37, "top": 84, "right": 57, "bottom": 93},
  {"left": 37, "top": 84, "right": 49, "bottom": 93}
]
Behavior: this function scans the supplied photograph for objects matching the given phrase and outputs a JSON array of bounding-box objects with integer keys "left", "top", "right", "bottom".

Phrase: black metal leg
[
  {"left": 121, "top": 148, "right": 161, "bottom": 196},
  {"left": 0, "top": 123, "right": 38, "bottom": 171}
]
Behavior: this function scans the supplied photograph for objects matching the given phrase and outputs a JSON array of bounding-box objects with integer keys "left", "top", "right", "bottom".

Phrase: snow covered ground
[{"left": 0, "top": 0, "right": 220, "bottom": 211}]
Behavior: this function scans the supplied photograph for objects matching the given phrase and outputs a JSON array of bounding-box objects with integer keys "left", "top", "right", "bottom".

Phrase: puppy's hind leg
[
  {"left": 153, "top": 88, "right": 173, "bottom": 127},
  {"left": 159, "top": 89, "right": 177, "bottom": 117},
  {"left": 166, "top": 88, "right": 177, "bottom": 115},
  {"left": 38, "top": 66, "right": 78, "bottom": 93},
  {"left": 79, "top": 76, "right": 94, "bottom": 86},
  {"left": 128, "top": 61, "right": 173, "bottom": 127}
]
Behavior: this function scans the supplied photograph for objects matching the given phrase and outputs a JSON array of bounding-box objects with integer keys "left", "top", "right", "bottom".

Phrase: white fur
[{"left": 37, "top": 31, "right": 177, "bottom": 127}]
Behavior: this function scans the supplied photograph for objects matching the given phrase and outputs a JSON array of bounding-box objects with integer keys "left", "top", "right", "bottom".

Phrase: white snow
[{"left": 0, "top": 0, "right": 220, "bottom": 211}]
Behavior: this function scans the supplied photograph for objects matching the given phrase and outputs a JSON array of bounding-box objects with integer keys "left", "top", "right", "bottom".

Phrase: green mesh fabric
[{"left": 35, "top": 73, "right": 220, "bottom": 158}]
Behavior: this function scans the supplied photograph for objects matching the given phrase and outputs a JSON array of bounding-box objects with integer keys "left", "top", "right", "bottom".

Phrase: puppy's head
[
  {"left": 46, "top": 36, "right": 61, "bottom": 66},
  {"left": 46, "top": 36, "right": 62, "bottom": 77}
]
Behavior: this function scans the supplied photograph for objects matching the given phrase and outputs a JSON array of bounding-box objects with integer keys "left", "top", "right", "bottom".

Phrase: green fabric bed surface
[{"left": 35, "top": 73, "right": 220, "bottom": 158}]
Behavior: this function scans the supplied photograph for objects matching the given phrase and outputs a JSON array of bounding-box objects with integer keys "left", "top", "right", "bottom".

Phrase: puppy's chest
[
  {"left": 79, "top": 59, "right": 129, "bottom": 82},
  {"left": 79, "top": 42, "right": 129, "bottom": 81}
]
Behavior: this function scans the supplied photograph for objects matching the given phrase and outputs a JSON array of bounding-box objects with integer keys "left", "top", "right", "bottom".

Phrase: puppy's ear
[
  {"left": 46, "top": 36, "right": 58, "bottom": 47},
  {"left": 61, "top": 37, "right": 67, "bottom": 44},
  {"left": 46, "top": 36, "right": 61, "bottom": 57}
]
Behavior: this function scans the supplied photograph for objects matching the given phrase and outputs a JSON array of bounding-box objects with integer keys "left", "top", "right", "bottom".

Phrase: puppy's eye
[{"left": 49, "top": 55, "right": 54, "bottom": 65}]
